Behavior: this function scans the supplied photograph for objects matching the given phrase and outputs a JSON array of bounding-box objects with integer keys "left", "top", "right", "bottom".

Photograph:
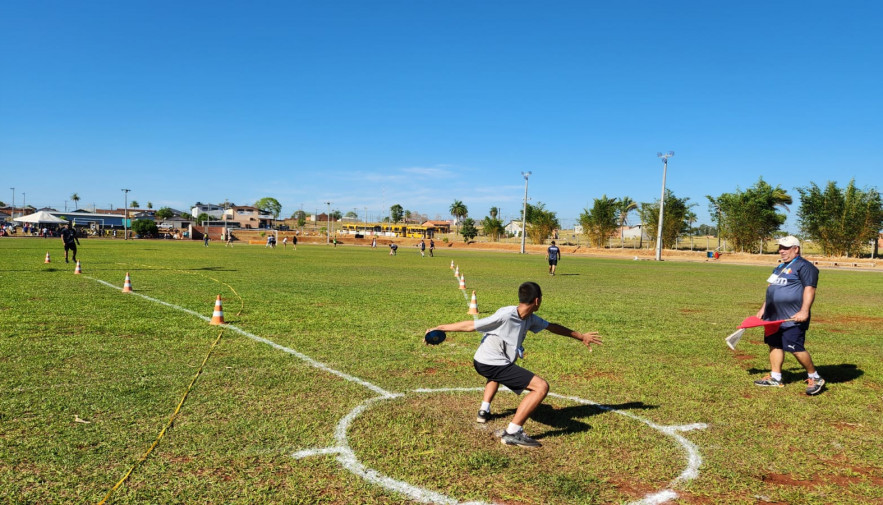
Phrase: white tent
[{"left": 13, "top": 210, "right": 69, "bottom": 224}]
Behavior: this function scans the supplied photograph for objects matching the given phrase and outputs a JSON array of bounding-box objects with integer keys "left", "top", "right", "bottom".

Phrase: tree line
[{"left": 436, "top": 178, "right": 882, "bottom": 257}]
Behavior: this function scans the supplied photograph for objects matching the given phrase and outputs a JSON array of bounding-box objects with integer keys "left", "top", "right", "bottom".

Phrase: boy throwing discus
[{"left": 426, "top": 281, "right": 603, "bottom": 448}]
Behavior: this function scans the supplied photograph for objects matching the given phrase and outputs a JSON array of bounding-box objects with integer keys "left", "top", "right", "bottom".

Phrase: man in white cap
[{"left": 753, "top": 236, "right": 825, "bottom": 395}]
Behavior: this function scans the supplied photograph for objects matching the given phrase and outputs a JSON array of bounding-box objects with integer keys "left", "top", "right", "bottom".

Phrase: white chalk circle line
[{"left": 293, "top": 387, "right": 707, "bottom": 505}]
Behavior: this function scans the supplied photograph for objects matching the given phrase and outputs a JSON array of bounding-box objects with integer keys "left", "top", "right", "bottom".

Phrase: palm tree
[
  {"left": 685, "top": 210, "right": 697, "bottom": 250},
  {"left": 617, "top": 197, "right": 637, "bottom": 248},
  {"left": 71, "top": 193, "right": 80, "bottom": 210},
  {"left": 489, "top": 206, "right": 499, "bottom": 219},
  {"left": 449, "top": 200, "right": 468, "bottom": 232}
]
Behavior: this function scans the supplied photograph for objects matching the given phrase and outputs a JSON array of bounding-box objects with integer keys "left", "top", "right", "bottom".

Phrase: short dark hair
[{"left": 518, "top": 282, "right": 542, "bottom": 304}]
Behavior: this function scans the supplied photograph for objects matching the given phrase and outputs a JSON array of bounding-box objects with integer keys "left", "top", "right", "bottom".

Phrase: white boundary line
[{"left": 90, "top": 276, "right": 706, "bottom": 505}]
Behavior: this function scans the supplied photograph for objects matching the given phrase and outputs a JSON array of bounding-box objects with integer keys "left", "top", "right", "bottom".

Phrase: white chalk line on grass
[
  {"left": 296, "top": 388, "right": 707, "bottom": 505},
  {"left": 90, "top": 276, "right": 707, "bottom": 505},
  {"left": 89, "top": 277, "right": 396, "bottom": 398}
]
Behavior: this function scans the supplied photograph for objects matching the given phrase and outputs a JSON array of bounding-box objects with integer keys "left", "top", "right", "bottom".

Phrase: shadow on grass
[
  {"left": 747, "top": 363, "right": 863, "bottom": 385},
  {"left": 497, "top": 401, "right": 658, "bottom": 440},
  {"left": 558, "top": 273, "right": 580, "bottom": 276}
]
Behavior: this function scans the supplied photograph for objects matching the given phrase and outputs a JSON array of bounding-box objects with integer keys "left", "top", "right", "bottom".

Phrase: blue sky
[{"left": 2, "top": 0, "right": 881, "bottom": 229}]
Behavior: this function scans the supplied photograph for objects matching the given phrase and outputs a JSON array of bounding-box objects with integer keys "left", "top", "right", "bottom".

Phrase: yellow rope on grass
[{"left": 97, "top": 328, "right": 225, "bottom": 505}]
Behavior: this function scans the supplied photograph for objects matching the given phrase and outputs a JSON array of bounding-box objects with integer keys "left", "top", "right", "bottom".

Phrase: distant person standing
[
  {"left": 225, "top": 232, "right": 234, "bottom": 247},
  {"left": 429, "top": 238, "right": 435, "bottom": 257},
  {"left": 753, "top": 236, "right": 825, "bottom": 395},
  {"left": 203, "top": 233, "right": 209, "bottom": 247},
  {"left": 292, "top": 234, "right": 298, "bottom": 250},
  {"left": 419, "top": 239, "right": 426, "bottom": 257},
  {"left": 282, "top": 236, "right": 288, "bottom": 249},
  {"left": 61, "top": 223, "right": 80, "bottom": 263},
  {"left": 371, "top": 236, "right": 377, "bottom": 248},
  {"left": 546, "top": 241, "right": 561, "bottom": 276}
]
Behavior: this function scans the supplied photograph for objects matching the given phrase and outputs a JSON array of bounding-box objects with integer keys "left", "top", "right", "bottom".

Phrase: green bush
[{"left": 131, "top": 219, "right": 158, "bottom": 238}]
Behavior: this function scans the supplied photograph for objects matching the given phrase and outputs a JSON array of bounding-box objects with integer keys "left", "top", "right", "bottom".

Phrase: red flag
[{"left": 738, "top": 316, "right": 788, "bottom": 337}]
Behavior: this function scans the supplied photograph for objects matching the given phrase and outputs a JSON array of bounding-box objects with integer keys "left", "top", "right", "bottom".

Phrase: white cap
[{"left": 776, "top": 236, "right": 800, "bottom": 248}]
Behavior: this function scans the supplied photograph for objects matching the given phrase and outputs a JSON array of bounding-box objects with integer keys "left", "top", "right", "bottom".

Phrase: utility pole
[
  {"left": 9, "top": 188, "right": 13, "bottom": 218},
  {"left": 520, "top": 172, "right": 531, "bottom": 254},
  {"left": 122, "top": 189, "right": 131, "bottom": 240},
  {"left": 325, "top": 201, "right": 332, "bottom": 243},
  {"left": 655, "top": 152, "right": 674, "bottom": 261}
]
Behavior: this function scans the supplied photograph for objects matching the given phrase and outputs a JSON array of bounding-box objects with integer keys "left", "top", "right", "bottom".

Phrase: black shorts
[
  {"left": 548, "top": 259, "right": 558, "bottom": 266},
  {"left": 764, "top": 325, "right": 807, "bottom": 353},
  {"left": 64, "top": 243, "right": 77, "bottom": 252},
  {"left": 473, "top": 360, "right": 535, "bottom": 395}
]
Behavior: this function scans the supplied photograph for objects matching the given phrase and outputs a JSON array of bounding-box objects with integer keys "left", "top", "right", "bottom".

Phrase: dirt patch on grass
[{"left": 814, "top": 315, "right": 883, "bottom": 326}]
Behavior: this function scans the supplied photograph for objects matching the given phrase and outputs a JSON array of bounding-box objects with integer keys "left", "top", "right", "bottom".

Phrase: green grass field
[{"left": 2, "top": 238, "right": 882, "bottom": 504}]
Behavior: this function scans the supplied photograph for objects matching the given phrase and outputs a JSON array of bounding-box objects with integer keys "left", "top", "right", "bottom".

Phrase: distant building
[
  {"left": 504, "top": 220, "right": 523, "bottom": 237},
  {"left": 191, "top": 202, "right": 226, "bottom": 219},
  {"left": 223, "top": 205, "right": 274, "bottom": 229},
  {"left": 422, "top": 220, "right": 451, "bottom": 234}
]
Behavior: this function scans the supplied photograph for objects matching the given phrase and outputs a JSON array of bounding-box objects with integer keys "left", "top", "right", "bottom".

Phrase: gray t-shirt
[{"left": 473, "top": 306, "right": 549, "bottom": 366}]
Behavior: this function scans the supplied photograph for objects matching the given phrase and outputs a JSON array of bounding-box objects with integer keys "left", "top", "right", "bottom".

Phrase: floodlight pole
[
  {"left": 122, "top": 189, "right": 131, "bottom": 240},
  {"left": 520, "top": 171, "right": 531, "bottom": 254},
  {"left": 9, "top": 188, "right": 14, "bottom": 218},
  {"left": 654, "top": 152, "right": 674, "bottom": 261},
  {"left": 325, "top": 201, "right": 332, "bottom": 244}
]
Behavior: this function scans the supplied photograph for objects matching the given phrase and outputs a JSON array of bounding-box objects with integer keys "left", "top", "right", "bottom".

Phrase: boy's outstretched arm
[
  {"left": 545, "top": 323, "right": 603, "bottom": 351},
  {"left": 426, "top": 320, "right": 476, "bottom": 334}
]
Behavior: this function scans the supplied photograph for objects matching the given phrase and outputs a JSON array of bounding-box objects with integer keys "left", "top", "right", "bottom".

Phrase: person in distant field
[
  {"left": 61, "top": 223, "right": 80, "bottom": 263},
  {"left": 225, "top": 231, "right": 234, "bottom": 247},
  {"left": 292, "top": 234, "right": 297, "bottom": 250},
  {"left": 203, "top": 233, "right": 209, "bottom": 246},
  {"left": 429, "top": 238, "right": 435, "bottom": 257},
  {"left": 753, "top": 236, "right": 825, "bottom": 395},
  {"left": 389, "top": 242, "right": 398, "bottom": 256},
  {"left": 282, "top": 236, "right": 288, "bottom": 249},
  {"left": 546, "top": 241, "right": 561, "bottom": 276},
  {"left": 419, "top": 239, "right": 426, "bottom": 257},
  {"left": 371, "top": 236, "right": 377, "bottom": 248},
  {"left": 425, "top": 282, "right": 603, "bottom": 448}
]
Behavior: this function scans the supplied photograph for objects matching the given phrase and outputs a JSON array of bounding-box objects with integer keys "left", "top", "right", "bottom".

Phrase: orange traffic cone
[
  {"left": 74, "top": 261, "right": 82, "bottom": 274},
  {"left": 468, "top": 290, "right": 479, "bottom": 315},
  {"left": 44, "top": 252, "right": 51, "bottom": 263},
  {"left": 450, "top": 260, "right": 455, "bottom": 269},
  {"left": 209, "top": 295, "right": 226, "bottom": 325},
  {"left": 454, "top": 266, "right": 459, "bottom": 278},
  {"left": 459, "top": 274, "right": 466, "bottom": 290},
  {"left": 122, "top": 272, "right": 133, "bottom": 292}
]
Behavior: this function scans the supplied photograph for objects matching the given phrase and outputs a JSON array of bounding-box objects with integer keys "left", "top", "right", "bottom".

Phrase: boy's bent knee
[{"left": 528, "top": 376, "right": 549, "bottom": 395}]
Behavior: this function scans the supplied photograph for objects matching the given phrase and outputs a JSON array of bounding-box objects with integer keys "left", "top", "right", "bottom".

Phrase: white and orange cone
[
  {"left": 450, "top": 260, "right": 455, "bottom": 269},
  {"left": 74, "top": 260, "right": 82, "bottom": 274},
  {"left": 468, "top": 290, "right": 479, "bottom": 315},
  {"left": 209, "top": 295, "right": 226, "bottom": 325},
  {"left": 459, "top": 274, "right": 466, "bottom": 290},
  {"left": 454, "top": 266, "right": 459, "bottom": 278},
  {"left": 122, "top": 272, "right": 133, "bottom": 292},
  {"left": 44, "top": 252, "right": 51, "bottom": 263}
]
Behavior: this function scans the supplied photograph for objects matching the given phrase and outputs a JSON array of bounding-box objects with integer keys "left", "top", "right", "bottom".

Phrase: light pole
[
  {"left": 520, "top": 171, "right": 531, "bottom": 254},
  {"left": 325, "top": 201, "right": 332, "bottom": 244},
  {"left": 122, "top": 189, "right": 131, "bottom": 239},
  {"left": 654, "top": 152, "right": 674, "bottom": 261},
  {"left": 9, "top": 188, "right": 13, "bottom": 218}
]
